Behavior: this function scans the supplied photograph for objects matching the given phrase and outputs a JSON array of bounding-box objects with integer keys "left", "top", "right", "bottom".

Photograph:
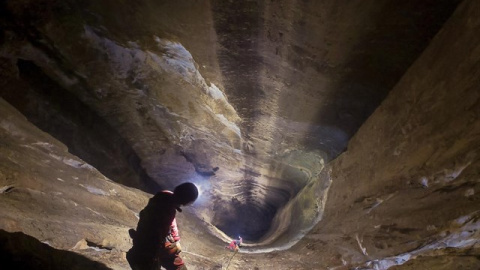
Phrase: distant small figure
[
  {"left": 225, "top": 236, "right": 243, "bottom": 252},
  {"left": 127, "top": 182, "right": 199, "bottom": 270}
]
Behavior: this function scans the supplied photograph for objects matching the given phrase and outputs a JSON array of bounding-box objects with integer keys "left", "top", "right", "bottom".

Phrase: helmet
[{"left": 173, "top": 182, "right": 199, "bottom": 205}]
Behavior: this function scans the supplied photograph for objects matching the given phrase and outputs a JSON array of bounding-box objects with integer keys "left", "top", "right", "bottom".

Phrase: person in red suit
[
  {"left": 127, "top": 182, "right": 199, "bottom": 270},
  {"left": 226, "top": 236, "right": 243, "bottom": 252}
]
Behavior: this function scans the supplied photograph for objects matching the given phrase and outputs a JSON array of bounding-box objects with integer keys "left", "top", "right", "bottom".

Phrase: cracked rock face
[{"left": 1, "top": 0, "right": 480, "bottom": 269}]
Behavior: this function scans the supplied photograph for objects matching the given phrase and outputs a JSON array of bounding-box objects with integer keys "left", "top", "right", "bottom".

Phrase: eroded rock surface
[
  {"left": 0, "top": 98, "right": 145, "bottom": 269},
  {"left": 285, "top": 0, "right": 480, "bottom": 268},
  {"left": 0, "top": 98, "right": 227, "bottom": 269},
  {"left": 1, "top": 0, "right": 479, "bottom": 269}
]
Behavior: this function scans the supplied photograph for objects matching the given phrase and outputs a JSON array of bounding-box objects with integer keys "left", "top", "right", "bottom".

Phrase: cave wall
[
  {"left": 0, "top": 0, "right": 461, "bottom": 243},
  {"left": 1, "top": 58, "right": 158, "bottom": 191},
  {"left": 0, "top": 0, "right": 245, "bottom": 237},
  {"left": 303, "top": 0, "right": 480, "bottom": 268},
  {"left": 0, "top": 230, "right": 111, "bottom": 270},
  {"left": 1, "top": 1, "right": 477, "bottom": 268},
  {"left": 0, "top": 97, "right": 147, "bottom": 268},
  {"left": 0, "top": 97, "right": 227, "bottom": 269}
]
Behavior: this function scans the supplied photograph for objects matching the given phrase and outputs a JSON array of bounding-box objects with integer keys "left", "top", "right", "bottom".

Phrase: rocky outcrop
[
  {"left": 0, "top": 230, "right": 111, "bottom": 270},
  {"left": 0, "top": 97, "right": 147, "bottom": 269},
  {"left": 0, "top": 97, "right": 230, "bottom": 269}
]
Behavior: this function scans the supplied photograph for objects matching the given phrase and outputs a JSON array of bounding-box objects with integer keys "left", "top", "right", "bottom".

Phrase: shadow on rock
[{"left": 0, "top": 229, "right": 112, "bottom": 270}]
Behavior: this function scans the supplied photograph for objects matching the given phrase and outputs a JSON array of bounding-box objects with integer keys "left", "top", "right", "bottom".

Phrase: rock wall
[
  {"left": 1, "top": 1, "right": 475, "bottom": 267},
  {"left": 0, "top": 97, "right": 227, "bottom": 269},
  {"left": 307, "top": 0, "right": 480, "bottom": 268},
  {"left": 0, "top": 0, "right": 247, "bottom": 238},
  {"left": 0, "top": 98, "right": 146, "bottom": 269}
]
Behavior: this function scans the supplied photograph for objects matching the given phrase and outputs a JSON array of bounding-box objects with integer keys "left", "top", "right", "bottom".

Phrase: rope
[{"left": 224, "top": 248, "right": 238, "bottom": 270}]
